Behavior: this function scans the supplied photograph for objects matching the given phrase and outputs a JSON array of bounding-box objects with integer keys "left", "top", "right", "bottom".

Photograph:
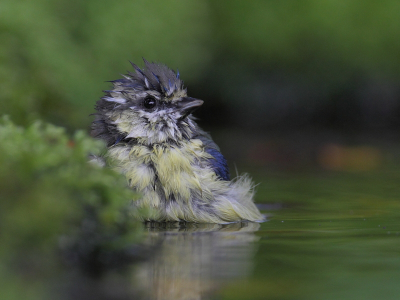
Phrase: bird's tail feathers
[{"left": 213, "top": 174, "right": 265, "bottom": 223}]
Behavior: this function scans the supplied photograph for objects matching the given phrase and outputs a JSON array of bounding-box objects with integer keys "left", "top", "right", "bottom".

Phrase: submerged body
[{"left": 92, "top": 60, "right": 263, "bottom": 223}]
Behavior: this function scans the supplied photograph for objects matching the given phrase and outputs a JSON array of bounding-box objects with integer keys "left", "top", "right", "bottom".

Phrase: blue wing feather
[
  {"left": 205, "top": 147, "right": 230, "bottom": 181},
  {"left": 194, "top": 132, "right": 230, "bottom": 181}
]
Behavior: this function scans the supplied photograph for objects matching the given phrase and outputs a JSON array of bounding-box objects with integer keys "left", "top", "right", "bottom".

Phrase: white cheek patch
[
  {"left": 103, "top": 96, "right": 127, "bottom": 104},
  {"left": 141, "top": 110, "right": 168, "bottom": 123},
  {"left": 168, "top": 111, "right": 182, "bottom": 121},
  {"left": 126, "top": 126, "right": 147, "bottom": 138}
]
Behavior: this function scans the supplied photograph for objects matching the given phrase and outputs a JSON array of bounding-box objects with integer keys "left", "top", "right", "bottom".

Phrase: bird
[{"left": 91, "top": 59, "right": 264, "bottom": 223}]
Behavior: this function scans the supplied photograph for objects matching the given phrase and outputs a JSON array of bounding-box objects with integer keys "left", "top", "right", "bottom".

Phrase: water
[
  {"left": 131, "top": 220, "right": 400, "bottom": 300},
  {"left": 135, "top": 222, "right": 260, "bottom": 300},
  {"left": 18, "top": 168, "right": 397, "bottom": 300},
  {"left": 224, "top": 219, "right": 400, "bottom": 300},
  {"left": 130, "top": 169, "right": 400, "bottom": 300}
]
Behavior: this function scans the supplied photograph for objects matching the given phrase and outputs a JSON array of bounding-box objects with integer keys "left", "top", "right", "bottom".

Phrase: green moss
[{"left": 0, "top": 117, "right": 143, "bottom": 299}]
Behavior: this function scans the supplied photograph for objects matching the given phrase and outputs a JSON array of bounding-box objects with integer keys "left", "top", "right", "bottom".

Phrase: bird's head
[{"left": 92, "top": 60, "right": 203, "bottom": 146}]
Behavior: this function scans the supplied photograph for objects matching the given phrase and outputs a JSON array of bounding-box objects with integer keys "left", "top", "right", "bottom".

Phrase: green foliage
[
  {"left": 0, "top": 0, "right": 211, "bottom": 130},
  {"left": 211, "top": 0, "right": 400, "bottom": 73},
  {"left": 1, "top": 0, "right": 399, "bottom": 130},
  {"left": 0, "top": 117, "right": 142, "bottom": 299}
]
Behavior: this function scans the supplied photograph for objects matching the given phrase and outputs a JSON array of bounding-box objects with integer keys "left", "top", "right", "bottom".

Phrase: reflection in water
[{"left": 134, "top": 222, "right": 260, "bottom": 300}]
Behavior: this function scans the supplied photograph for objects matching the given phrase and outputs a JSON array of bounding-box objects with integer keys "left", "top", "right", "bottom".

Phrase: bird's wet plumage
[{"left": 91, "top": 60, "right": 264, "bottom": 223}]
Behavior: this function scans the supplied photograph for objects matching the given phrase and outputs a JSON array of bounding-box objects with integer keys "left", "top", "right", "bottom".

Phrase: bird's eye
[{"left": 143, "top": 96, "right": 157, "bottom": 109}]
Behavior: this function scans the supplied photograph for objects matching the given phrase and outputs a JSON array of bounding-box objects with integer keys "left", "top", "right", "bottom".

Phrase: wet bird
[{"left": 91, "top": 60, "right": 264, "bottom": 223}]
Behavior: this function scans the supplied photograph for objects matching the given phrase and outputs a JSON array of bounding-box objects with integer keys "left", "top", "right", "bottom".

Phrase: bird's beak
[{"left": 177, "top": 97, "right": 204, "bottom": 119}]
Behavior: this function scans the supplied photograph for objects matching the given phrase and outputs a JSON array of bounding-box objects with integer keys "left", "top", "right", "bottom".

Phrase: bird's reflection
[{"left": 134, "top": 222, "right": 260, "bottom": 300}]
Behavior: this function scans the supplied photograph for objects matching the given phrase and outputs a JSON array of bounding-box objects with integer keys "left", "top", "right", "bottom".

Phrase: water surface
[{"left": 133, "top": 169, "right": 400, "bottom": 300}]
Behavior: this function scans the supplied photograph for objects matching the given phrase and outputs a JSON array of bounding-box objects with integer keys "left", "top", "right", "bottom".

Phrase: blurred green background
[
  {"left": 2, "top": 0, "right": 400, "bottom": 129},
  {"left": 1, "top": 0, "right": 400, "bottom": 170},
  {"left": 2, "top": 1, "right": 400, "bottom": 299}
]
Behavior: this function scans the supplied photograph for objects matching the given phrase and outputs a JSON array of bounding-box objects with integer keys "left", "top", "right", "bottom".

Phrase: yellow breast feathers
[{"left": 107, "top": 139, "right": 216, "bottom": 201}]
